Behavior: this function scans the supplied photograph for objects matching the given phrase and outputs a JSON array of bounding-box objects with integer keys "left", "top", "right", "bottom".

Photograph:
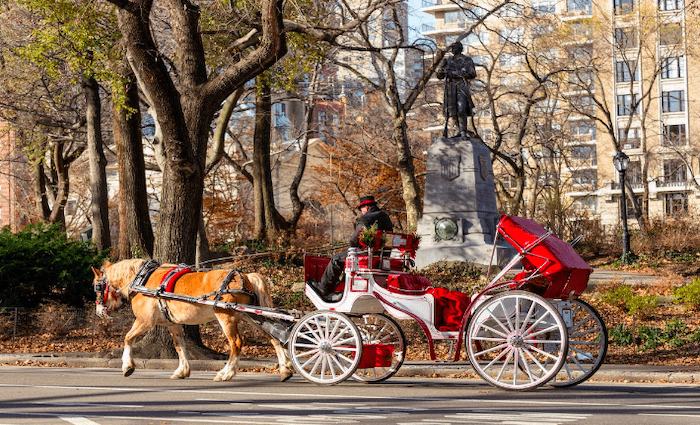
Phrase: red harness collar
[{"left": 159, "top": 266, "right": 193, "bottom": 293}]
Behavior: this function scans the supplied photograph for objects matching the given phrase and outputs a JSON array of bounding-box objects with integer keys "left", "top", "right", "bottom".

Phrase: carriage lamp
[{"left": 613, "top": 151, "right": 634, "bottom": 264}]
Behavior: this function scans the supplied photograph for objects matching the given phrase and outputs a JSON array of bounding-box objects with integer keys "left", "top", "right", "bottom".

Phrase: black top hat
[{"left": 357, "top": 195, "right": 377, "bottom": 209}]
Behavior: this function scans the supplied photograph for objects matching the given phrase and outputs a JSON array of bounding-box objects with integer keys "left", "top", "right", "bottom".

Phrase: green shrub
[
  {"left": 637, "top": 325, "right": 662, "bottom": 350},
  {"left": 674, "top": 278, "right": 700, "bottom": 311},
  {"left": 609, "top": 324, "right": 634, "bottom": 346},
  {"left": 601, "top": 285, "right": 659, "bottom": 316},
  {"left": 0, "top": 223, "right": 108, "bottom": 308}
]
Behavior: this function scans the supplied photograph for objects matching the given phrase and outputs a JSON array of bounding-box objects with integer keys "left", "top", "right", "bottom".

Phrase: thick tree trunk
[
  {"left": 252, "top": 79, "right": 280, "bottom": 240},
  {"left": 114, "top": 62, "right": 154, "bottom": 259},
  {"left": 82, "top": 75, "right": 111, "bottom": 251},
  {"left": 393, "top": 115, "right": 421, "bottom": 230}
]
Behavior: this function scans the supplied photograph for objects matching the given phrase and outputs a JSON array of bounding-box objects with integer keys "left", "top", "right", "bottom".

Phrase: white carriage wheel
[
  {"left": 550, "top": 299, "right": 607, "bottom": 387},
  {"left": 288, "top": 310, "right": 363, "bottom": 385},
  {"left": 352, "top": 313, "right": 406, "bottom": 383},
  {"left": 466, "top": 290, "right": 568, "bottom": 391}
]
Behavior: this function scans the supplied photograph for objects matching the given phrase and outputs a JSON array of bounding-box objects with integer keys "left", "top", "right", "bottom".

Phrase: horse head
[{"left": 92, "top": 261, "right": 127, "bottom": 318}]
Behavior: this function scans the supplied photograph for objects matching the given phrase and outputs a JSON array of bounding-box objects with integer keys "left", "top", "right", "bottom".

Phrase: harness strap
[
  {"left": 198, "top": 269, "right": 258, "bottom": 309},
  {"left": 157, "top": 264, "right": 192, "bottom": 322},
  {"left": 129, "top": 260, "right": 161, "bottom": 294}
]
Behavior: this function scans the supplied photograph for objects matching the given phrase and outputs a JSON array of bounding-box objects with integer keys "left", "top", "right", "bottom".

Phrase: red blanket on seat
[
  {"left": 386, "top": 274, "right": 432, "bottom": 295},
  {"left": 430, "top": 287, "right": 471, "bottom": 332}
]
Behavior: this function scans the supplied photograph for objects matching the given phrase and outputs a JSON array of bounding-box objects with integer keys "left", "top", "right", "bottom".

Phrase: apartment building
[
  {"left": 420, "top": 0, "right": 700, "bottom": 231},
  {"left": 0, "top": 126, "right": 28, "bottom": 231}
]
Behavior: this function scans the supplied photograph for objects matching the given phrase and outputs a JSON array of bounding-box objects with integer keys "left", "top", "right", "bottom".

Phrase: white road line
[{"left": 59, "top": 418, "right": 102, "bottom": 425}]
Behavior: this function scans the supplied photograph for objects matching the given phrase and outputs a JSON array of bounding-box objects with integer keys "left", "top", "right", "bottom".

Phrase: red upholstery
[
  {"left": 386, "top": 274, "right": 433, "bottom": 295},
  {"left": 304, "top": 255, "right": 330, "bottom": 282},
  {"left": 357, "top": 344, "right": 394, "bottom": 368},
  {"left": 430, "top": 287, "right": 471, "bottom": 332}
]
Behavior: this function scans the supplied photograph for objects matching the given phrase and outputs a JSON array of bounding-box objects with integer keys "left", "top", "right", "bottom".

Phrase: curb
[{"left": 2, "top": 354, "right": 698, "bottom": 384}]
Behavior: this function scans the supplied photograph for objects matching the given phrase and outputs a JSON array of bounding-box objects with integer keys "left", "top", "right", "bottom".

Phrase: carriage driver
[{"left": 308, "top": 195, "right": 394, "bottom": 302}]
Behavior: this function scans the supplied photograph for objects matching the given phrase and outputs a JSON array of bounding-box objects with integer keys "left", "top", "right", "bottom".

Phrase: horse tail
[{"left": 245, "top": 273, "right": 274, "bottom": 308}]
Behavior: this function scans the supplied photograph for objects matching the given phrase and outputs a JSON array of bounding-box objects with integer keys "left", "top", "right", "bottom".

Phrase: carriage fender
[{"left": 349, "top": 295, "right": 385, "bottom": 314}]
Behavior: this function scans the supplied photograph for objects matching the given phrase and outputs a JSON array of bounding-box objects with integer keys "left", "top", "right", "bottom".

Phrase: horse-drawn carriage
[{"left": 93, "top": 215, "right": 607, "bottom": 391}]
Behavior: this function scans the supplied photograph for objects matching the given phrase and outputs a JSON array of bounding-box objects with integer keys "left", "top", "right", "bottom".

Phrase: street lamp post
[{"left": 613, "top": 151, "right": 632, "bottom": 263}]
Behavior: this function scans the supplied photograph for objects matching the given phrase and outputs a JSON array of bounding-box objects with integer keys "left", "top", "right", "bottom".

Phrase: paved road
[{"left": 1, "top": 366, "right": 699, "bottom": 425}]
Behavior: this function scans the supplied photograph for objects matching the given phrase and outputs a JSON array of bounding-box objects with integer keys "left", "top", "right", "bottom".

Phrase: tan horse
[{"left": 91, "top": 259, "right": 293, "bottom": 382}]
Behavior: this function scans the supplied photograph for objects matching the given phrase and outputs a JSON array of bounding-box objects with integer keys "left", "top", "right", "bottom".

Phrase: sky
[{"left": 406, "top": 0, "right": 433, "bottom": 41}]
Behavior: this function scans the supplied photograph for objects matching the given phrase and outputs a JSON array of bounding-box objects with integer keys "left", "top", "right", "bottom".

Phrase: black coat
[{"left": 349, "top": 205, "right": 393, "bottom": 247}]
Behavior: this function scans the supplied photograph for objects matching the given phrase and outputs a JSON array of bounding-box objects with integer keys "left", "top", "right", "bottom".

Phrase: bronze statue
[{"left": 437, "top": 42, "right": 477, "bottom": 138}]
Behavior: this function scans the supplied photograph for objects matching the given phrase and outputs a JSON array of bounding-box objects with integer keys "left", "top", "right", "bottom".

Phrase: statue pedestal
[{"left": 415, "top": 137, "right": 512, "bottom": 268}]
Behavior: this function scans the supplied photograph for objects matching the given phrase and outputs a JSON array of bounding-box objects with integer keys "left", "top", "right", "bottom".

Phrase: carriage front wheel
[
  {"left": 466, "top": 291, "right": 569, "bottom": 391},
  {"left": 288, "top": 310, "right": 363, "bottom": 385},
  {"left": 352, "top": 313, "right": 406, "bottom": 383}
]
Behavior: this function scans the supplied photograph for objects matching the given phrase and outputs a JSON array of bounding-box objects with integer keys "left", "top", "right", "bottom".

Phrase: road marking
[
  {"left": 59, "top": 418, "right": 101, "bottom": 425},
  {"left": 397, "top": 410, "right": 590, "bottom": 425},
  {"left": 33, "top": 401, "right": 143, "bottom": 408}
]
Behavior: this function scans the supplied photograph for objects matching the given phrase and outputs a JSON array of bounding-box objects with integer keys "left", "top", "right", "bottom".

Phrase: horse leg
[
  {"left": 270, "top": 336, "right": 294, "bottom": 382},
  {"left": 214, "top": 313, "right": 242, "bottom": 382},
  {"left": 167, "top": 324, "right": 191, "bottom": 379},
  {"left": 122, "top": 318, "right": 151, "bottom": 377}
]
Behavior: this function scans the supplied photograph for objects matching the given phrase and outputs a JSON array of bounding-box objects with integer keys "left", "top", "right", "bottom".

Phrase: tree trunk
[
  {"left": 82, "top": 75, "right": 111, "bottom": 251},
  {"left": 252, "top": 79, "right": 280, "bottom": 241},
  {"left": 114, "top": 61, "right": 154, "bottom": 259},
  {"left": 393, "top": 114, "right": 421, "bottom": 230}
]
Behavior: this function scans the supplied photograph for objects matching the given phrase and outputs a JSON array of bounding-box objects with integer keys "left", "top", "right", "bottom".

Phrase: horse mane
[{"left": 104, "top": 258, "right": 147, "bottom": 290}]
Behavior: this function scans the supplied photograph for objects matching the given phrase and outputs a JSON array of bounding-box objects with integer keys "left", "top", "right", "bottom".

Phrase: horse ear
[
  {"left": 103, "top": 260, "right": 113, "bottom": 268},
  {"left": 92, "top": 266, "right": 101, "bottom": 277}
]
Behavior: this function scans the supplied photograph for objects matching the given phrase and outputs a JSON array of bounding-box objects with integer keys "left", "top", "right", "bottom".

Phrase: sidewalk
[{"left": 1, "top": 352, "right": 698, "bottom": 384}]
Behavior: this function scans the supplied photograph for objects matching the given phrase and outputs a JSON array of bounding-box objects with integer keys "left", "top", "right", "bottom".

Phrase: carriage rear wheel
[
  {"left": 288, "top": 310, "right": 363, "bottom": 385},
  {"left": 352, "top": 313, "right": 406, "bottom": 383},
  {"left": 550, "top": 299, "right": 607, "bottom": 387},
  {"left": 466, "top": 291, "right": 568, "bottom": 391}
]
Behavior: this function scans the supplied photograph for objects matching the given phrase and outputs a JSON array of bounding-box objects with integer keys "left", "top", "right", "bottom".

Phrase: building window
[
  {"left": 662, "top": 90, "right": 685, "bottom": 112},
  {"left": 659, "top": 0, "right": 682, "bottom": 10},
  {"left": 665, "top": 193, "right": 688, "bottom": 216},
  {"left": 614, "top": 0, "right": 634, "bottom": 14},
  {"left": 571, "top": 169, "right": 597, "bottom": 186},
  {"left": 661, "top": 57, "right": 684, "bottom": 79},
  {"left": 627, "top": 161, "right": 643, "bottom": 186},
  {"left": 616, "top": 94, "right": 639, "bottom": 116},
  {"left": 444, "top": 11, "right": 466, "bottom": 26},
  {"left": 615, "top": 60, "right": 638, "bottom": 82},
  {"left": 571, "top": 145, "right": 597, "bottom": 161},
  {"left": 567, "top": 46, "right": 593, "bottom": 64},
  {"left": 532, "top": 1, "right": 556, "bottom": 14},
  {"left": 499, "top": 28, "right": 524, "bottom": 44},
  {"left": 664, "top": 159, "right": 687, "bottom": 183},
  {"left": 568, "top": 0, "right": 592, "bottom": 13},
  {"left": 663, "top": 124, "right": 687, "bottom": 146},
  {"left": 570, "top": 121, "right": 596, "bottom": 138},
  {"left": 570, "top": 70, "right": 594, "bottom": 90},
  {"left": 500, "top": 3, "right": 524, "bottom": 17},
  {"left": 499, "top": 53, "right": 524, "bottom": 67},
  {"left": 618, "top": 127, "right": 641, "bottom": 149},
  {"left": 573, "top": 196, "right": 597, "bottom": 211},
  {"left": 614, "top": 28, "right": 637, "bottom": 49},
  {"left": 660, "top": 23, "right": 683, "bottom": 45}
]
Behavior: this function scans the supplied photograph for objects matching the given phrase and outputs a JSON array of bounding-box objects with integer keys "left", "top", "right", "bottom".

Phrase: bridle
[{"left": 94, "top": 270, "right": 128, "bottom": 312}]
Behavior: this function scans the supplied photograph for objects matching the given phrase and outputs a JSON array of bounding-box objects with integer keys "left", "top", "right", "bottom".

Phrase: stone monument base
[{"left": 414, "top": 136, "right": 513, "bottom": 269}]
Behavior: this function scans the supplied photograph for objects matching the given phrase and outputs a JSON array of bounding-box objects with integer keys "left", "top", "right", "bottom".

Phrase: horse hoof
[
  {"left": 170, "top": 374, "right": 186, "bottom": 380},
  {"left": 280, "top": 371, "right": 293, "bottom": 382},
  {"left": 123, "top": 367, "right": 135, "bottom": 377}
]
